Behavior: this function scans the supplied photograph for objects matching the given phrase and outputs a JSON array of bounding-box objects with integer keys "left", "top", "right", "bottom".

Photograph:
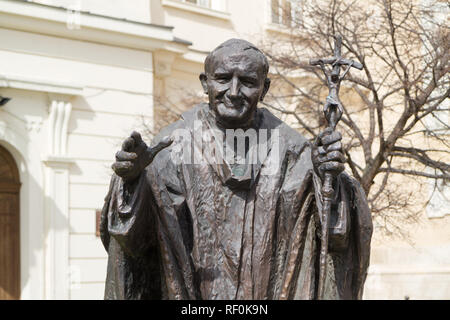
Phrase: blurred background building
[{"left": 0, "top": 0, "right": 448, "bottom": 299}]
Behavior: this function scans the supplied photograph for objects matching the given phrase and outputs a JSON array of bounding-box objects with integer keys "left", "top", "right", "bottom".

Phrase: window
[
  {"left": 427, "top": 177, "right": 450, "bottom": 218},
  {"left": 180, "top": 0, "right": 226, "bottom": 12},
  {"left": 422, "top": 0, "right": 449, "bottom": 135},
  {"left": 270, "top": 0, "right": 301, "bottom": 27},
  {"left": 163, "top": 0, "right": 229, "bottom": 19}
]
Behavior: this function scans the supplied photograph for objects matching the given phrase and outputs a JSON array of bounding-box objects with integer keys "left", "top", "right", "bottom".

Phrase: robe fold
[{"left": 100, "top": 103, "right": 373, "bottom": 300}]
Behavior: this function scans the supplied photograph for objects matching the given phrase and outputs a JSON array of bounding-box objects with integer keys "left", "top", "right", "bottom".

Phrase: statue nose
[{"left": 228, "top": 76, "right": 241, "bottom": 98}]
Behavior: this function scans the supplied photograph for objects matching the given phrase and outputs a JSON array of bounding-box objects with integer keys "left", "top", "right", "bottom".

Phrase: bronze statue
[{"left": 100, "top": 38, "right": 372, "bottom": 300}]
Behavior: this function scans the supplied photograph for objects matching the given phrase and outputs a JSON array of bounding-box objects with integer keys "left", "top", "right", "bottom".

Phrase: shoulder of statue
[
  {"left": 152, "top": 103, "right": 206, "bottom": 146},
  {"left": 151, "top": 119, "right": 185, "bottom": 146},
  {"left": 180, "top": 102, "right": 208, "bottom": 125},
  {"left": 258, "top": 107, "right": 310, "bottom": 153}
]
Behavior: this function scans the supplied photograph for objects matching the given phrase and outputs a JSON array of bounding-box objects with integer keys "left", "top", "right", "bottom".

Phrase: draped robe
[{"left": 100, "top": 103, "right": 373, "bottom": 300}]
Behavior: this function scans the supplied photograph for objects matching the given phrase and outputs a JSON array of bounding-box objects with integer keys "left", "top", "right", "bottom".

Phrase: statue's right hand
[{"left": 112, "top": 131, "right": 173, "bottom": 183}]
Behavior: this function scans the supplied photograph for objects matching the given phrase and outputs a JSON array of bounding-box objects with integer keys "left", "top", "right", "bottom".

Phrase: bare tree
[
  {"left": 262, "top": 0, "right": 449, "bottom": 237},
  {"left": 141, "top": 87, "right": 204, "bottom": 139}
]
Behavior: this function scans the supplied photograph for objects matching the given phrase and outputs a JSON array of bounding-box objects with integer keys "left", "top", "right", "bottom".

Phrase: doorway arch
[{"left": 0, "top": 144, "right": 21, "bottom": 299}]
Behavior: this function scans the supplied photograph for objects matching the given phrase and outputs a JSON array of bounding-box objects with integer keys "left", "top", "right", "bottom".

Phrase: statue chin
[{"left": 213, "top": 103, "right": 254, "bottom": 128}]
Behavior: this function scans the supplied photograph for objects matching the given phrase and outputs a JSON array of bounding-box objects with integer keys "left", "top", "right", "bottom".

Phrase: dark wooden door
[{"left": 0, "top": 145, "right": 20, "bottom": 300}]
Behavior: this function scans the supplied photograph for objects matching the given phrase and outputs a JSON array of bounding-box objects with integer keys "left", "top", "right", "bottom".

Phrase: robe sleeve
[
  {"left": 100, "top": 121, "right": 187, "bottom": 300},
  {"left": 276, "top": 141, "right": 372, "bottom": 300},
  {"left": 101, "top": 171, "right": 157, "bottom": 258},
  {"left": 99, "top": 170, "right": 163, "bottom": 299},
  {"left": 311, "top": 171, "right": 373, "bottom": 299}
]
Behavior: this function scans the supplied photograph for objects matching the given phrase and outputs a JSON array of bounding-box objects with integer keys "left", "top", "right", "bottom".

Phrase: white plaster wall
[
  {"left": 67, "top": 88, "right": 154, "bottom": 298},
  {"left": 0, "top": 26, "right": 154, "bottom": 299},
  {"left": 28, "top": 0, "right": 151, "bottom": 23},
  {"left": 364, "top": 245, "right": 450, "bottom": 299},
  {"left": 0, "top": 88, "right": 47, "bottom": 299},
  {"left": 152, "top": 0, "right": 268, "bottom": 52}
]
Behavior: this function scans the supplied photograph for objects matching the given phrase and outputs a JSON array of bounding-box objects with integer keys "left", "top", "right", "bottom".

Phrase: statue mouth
[
  {"left": 224, "top": 103, "right": 242, "bottom": 109},
  {"left": 220, "top": 100, "right": 245, "bottom": 110}
]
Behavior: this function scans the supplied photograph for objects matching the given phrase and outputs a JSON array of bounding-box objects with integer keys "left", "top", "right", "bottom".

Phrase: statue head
[{"left": 200, "top": 39, "right": 271, "bottom": 129}]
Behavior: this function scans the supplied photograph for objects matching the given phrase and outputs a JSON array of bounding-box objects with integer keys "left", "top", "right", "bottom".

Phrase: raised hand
[{"left": 112, "top": 131, "right": 173, "bottom": 183}]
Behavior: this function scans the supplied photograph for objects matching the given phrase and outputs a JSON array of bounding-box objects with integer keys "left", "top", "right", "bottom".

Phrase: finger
[
  {"left": 319, "top": 161, "right": 345, "bottom": 173},
  {"left": 326, "top": 141, "right": 342, "bottom": 152},
  {"left": 148, "top": 136, "right": 174, "bottom": 162},
  {"left": 111, "top": 161, "right": 133, "bottom": 175},
  {"left": 318, "top": 151, "right": 345, "bottom": 163},
  {"left": 321, "top": 131, "right": 342, "bottom": 146},
  {"left": 318, "top": 146, "right": 326, "bottom": 155},
  {"left": 122, "top": 137, "right": 135, "bottom": 152},
  {"left": 312, "top": 148, "right": 319, "bottom": 166},
  {"left": 313, "top": 128, "right": 333, "bottom": 147},
  {"left": 115, "top": 150, "right": 137, "bottom": 161},
  {"left": 131, "top": 131, "right": 144, "bottom": 146},
  {"left": 131, "top": 131, "right": 147, "bottom": 156}
]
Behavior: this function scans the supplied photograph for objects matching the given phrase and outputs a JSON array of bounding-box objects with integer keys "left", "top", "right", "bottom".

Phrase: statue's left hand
[{"left": 311, "top": 128, "right": 345, "bottom": 181}]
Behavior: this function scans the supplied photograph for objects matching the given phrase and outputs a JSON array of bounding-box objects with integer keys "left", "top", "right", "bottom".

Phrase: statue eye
[
  {"left": 214, "top": 74, "right": 231, "bottom": 83},
  {"left": 241, "top": 77, "right": 257, "bottom": 87}
]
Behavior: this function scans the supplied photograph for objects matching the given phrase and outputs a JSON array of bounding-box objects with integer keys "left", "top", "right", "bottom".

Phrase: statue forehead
[
  {"left": 205, "top": 42, "right": 267, "bottom": 73},
  {"left": 211, "top": 51, "right": 262, "bottom": 69}
]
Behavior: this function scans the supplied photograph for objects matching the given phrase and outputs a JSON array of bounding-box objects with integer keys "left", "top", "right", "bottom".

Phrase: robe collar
[{"left": 183, "top": 103, "right": 273, "bottom": 190}]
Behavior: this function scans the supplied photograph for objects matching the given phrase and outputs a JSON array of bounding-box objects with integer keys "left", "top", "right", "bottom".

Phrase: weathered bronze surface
[{"left": 100, "top": 39, "right": 373, "bottom": 300}]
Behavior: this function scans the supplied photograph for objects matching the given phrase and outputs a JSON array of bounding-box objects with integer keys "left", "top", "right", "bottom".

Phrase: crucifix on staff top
[{"left": 310, "top": 35, "right": 363, "bottom": 130}]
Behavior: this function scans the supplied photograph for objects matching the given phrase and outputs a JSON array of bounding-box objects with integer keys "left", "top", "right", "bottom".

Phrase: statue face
[{"left": 200, "top": 47, "right": 270, "bottom": 128}]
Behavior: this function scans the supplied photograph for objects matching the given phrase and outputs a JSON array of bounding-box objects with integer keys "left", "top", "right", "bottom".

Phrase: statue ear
[
  {"left": 199, "top": 73, "right": 208, "bottom": 94},
  {"left": 260, "top": 78, "right": 271, "bottom": 101}
]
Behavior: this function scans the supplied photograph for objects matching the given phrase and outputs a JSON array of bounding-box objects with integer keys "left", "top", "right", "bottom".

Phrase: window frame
[
  {"left": 177, "top": 0, "right": 227, "bottom": 12},
  {"left": 161, "top": 0, "right": 230, "bottom": 20},
  {"left": 269, "top": 0, "right": 302, "bottom": 28}
]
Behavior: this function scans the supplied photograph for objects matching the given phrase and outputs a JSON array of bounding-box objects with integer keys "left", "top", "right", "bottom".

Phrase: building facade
[{"left": 0, "top": 0, "right": 448, "bottom": 299}]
